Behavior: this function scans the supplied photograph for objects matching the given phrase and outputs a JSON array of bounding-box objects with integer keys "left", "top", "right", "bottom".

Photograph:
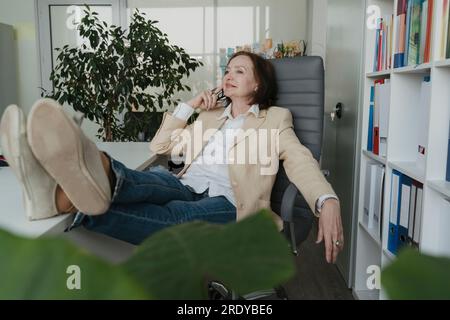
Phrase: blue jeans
[{"left": 68, "top": 159, "right": 236, "bottom": 245}]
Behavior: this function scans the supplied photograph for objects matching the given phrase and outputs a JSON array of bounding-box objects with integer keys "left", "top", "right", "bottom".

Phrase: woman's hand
[
  {"left": 187, "top": 87, "right": 223, "bottom": 111},
  {"left": 316, "top": 199, "right": 344, "bottom": 264}
]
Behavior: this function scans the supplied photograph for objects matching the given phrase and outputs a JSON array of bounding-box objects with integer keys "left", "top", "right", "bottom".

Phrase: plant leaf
[
  {"left": 124, "top": 210, "right": 295, "bottom": 299},
  {"left": 382, "top": 248, "right": 450, "bottom": 300},
  {"left": 0, "top": 230, "right": 149, "bottom": 299}
]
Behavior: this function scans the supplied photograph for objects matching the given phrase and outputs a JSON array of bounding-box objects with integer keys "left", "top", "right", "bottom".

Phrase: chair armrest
[{"left": 280, "top": 182, "right": 299, "bottom": 223}]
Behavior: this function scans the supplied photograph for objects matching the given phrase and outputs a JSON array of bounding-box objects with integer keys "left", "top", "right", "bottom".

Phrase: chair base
[{"left": 208, "top": 281, "right": 288, "bottom": 300}]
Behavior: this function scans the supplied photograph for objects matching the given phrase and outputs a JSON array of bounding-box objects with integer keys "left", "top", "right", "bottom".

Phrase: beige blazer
[{"left": 149, "top": 106, "right": 336, "bottom": 228}]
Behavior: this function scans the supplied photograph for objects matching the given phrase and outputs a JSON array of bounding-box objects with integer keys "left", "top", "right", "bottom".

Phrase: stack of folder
[{"left": 388, "top": 170, "right": 423, "bottom": 255}]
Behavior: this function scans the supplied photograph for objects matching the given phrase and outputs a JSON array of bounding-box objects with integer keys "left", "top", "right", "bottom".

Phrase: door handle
[{"left": 330, "top": 102, "right": 343, "bottom": 121}]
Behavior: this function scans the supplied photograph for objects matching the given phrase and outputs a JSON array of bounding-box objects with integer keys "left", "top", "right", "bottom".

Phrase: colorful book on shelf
[
  {"left": 378, "top": 18, "right": 384, "bottom": 71},
  {"left": 419, "top": 0, "right": 428, "bottom": 64},
  {"left": 407, "top": 180, "right": 417, "bottom": 247},
  {"left": 408, "top": 0, "right": 422, "bottom": 66},
  {"left": 397, "top": 174, "right": 412, "bottom": 252},
  {"left": 367, "top": 86, "right": 374, "bottom": 151},
  {"left": 423, "top": 0, "right": 434, "bottom": 63},
  {"left": 374, "top": 19, "right": 379, "bottom": 71},
  {"left": 404, "top": 0, "right": 413, "bottom": 66},
  {"left": 374, "top": 18, "right": 384, "bottom": 71},
  {"left": 388, "top": 170, "right": 401, "bottom": 254},
  {"left": 373, "top": 127, "right": 380, "bottom": 155},
  {"left": 411, "top": 180, "right": 423, "bottom": 249},
  {"left": 389, "top": 14, "right": 394, "bottom": 68},
  {"left": 372, "top": 79, "right": 385, "bottom": 155},
  {"left": 418, "top": 0, "right": 434, "bottom": 64},
  {"left": 379, "top": 170, "right": 386, "bottom": 239},
  {"left": 373, "top": 15, "right": 394, "bottom": 71},
  {"left": 394, "top": 0, "right": 408, "bottom": 68},
  {"left": 378, "top": 80, "right": 390, "bottom": 157}
]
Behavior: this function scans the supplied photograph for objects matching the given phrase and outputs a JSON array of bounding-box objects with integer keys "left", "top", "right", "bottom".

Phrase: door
[
  {"left": 0, "top": 23, "right": 18, "bottom": 119},
  {"left": 36, "top": 0, "right": 126, "bottom": 140},
  {"left": 322, "top": 0, "right": 365, "bottom": 286}
]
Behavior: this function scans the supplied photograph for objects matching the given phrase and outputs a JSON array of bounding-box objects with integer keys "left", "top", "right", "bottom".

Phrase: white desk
[{"left": 0, "top": 142, "right": 156, "bottom": 239}]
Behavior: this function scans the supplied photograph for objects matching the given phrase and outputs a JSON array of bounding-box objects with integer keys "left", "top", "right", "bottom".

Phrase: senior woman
[{"left": 0, "top": 51, "right": 344, "bottom": 263}]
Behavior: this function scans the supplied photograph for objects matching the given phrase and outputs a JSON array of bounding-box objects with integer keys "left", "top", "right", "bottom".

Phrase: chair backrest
[{"left": 269, "top": 56, "right": 325, "bottom": 245}]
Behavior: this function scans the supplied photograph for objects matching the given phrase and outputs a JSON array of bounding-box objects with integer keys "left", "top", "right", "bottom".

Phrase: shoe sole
[
  {"left": 27, "top": 99, "right": 109, "bottom": 215},
  {"left": 0, "top": 105, "right": 38, "bottom": 219}
]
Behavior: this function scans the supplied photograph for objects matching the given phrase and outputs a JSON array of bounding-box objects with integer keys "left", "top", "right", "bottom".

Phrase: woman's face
[{"left": 223, "top": 55, "right": 258, "bottom": 103}]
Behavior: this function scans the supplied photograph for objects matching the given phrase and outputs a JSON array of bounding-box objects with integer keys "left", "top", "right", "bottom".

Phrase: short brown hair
[{"left": 226, "top": 51, "right": 278, "bottom": 110}]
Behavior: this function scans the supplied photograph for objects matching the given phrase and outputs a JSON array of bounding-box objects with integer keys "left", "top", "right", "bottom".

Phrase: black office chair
[
  {"left": 271, "top": 56, "right": 325, "bottom": 254},
  {"left": 207, "top": 56, "right": 327, "bottom": 300}
]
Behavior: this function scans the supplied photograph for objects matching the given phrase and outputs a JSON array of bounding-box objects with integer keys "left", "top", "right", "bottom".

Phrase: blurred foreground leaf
[
  {"left": 125, "top": 209, "right": 295, "bottom": 299},
  {"left": 0, "top": 210, "right": 294, "bottom": 299},
  {"left": 382, "top": 248, "right": 450, "bottom": 300},
  {"left": 0, "top": 229, "right": 149, "bottom": 299}
]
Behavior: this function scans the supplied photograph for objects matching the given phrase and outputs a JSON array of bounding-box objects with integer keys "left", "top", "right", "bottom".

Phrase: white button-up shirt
[
  {"left": 172, "top": 102, "right": 259, "bottom": 206},
  {"left": 171, "top": 102, "right": 337, "bottom": 212}
]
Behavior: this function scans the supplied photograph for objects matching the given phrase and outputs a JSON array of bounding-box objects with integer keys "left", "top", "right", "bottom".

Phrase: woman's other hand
[
  {"left": 315, "top": 199, "right": 344, "bottom": 264},
  {"left": 187, "top": 87, "right": 223, "bottom": 111}
]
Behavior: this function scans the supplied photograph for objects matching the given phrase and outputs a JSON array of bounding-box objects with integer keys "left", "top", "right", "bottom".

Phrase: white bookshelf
[
  {"left": 359, "top": 221, "right": 382, "bottom": 247},
  {"left": 367, "top": 69, "right": 392, "bottom": 78},
  {"left": 392, "top": 62, "right": 432, "bottom": 74},
  {"left": 428, "top": 180, "right": 450, "bottom": 199},
  {"left": 388, "top": 161, "right": 425, "bottom": 183},
  {"left": 363, "top": 149, "right": 387, "bottom": 165},
  {"left": 353, "top": 289, "right": 380, "bottom": 300},
  {"left": 354, "top": 0, "right": 450, "bottom": 300}
]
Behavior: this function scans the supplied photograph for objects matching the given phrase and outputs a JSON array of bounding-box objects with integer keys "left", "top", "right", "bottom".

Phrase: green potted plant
[{"left": 43, "top": 6, "right": 202, "bottom": 142}]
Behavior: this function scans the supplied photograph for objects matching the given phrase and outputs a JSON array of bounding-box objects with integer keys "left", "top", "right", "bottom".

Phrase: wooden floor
[{"left": 282, "top": 221, "right": 354, "bottom": 300}]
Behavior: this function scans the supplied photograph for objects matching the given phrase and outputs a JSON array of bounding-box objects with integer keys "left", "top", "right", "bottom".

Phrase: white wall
[
  {"left": 307, "top": 0, "right": 328, "bottom": 63},
  {"left": 0, "top": 0, "right": 40, "bottom": 114}
]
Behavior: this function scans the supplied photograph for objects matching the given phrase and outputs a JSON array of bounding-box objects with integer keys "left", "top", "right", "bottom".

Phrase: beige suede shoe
[
  {"left": 0, "top": 104, "right": 59, "bottom": 220},
  {"left": 27, "top": 98, "right": 111, "bottom": 215}
]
